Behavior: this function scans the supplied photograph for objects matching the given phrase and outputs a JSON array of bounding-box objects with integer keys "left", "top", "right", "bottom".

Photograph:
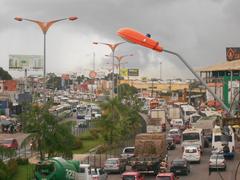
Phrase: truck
[
  {"left": 149, "top": 109, "right": 166, "bottom": 131},
  {"left": 34, "top": 157, "right": 81, "bottom": 180},
  {"left": 130, "top": 133, "right": 167, "bottom": 175},
  {"left": 168, "top": 107, "right": 181, "bottom": 120}
]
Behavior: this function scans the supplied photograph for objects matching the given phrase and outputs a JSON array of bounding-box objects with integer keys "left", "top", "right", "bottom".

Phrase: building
[{"left": 198, "top": 59, "right": 240, "bottom": 109}]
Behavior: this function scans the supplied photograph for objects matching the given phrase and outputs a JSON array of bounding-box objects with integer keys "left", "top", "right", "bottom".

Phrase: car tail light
[{"left": 92, "top": 177, "right": 99, "bottom": 180}]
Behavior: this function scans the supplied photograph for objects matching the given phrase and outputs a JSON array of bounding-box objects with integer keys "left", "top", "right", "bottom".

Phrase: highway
[
  {"left": 107, "top": 143, "right": 240, "bottom": 180},
  {"left": 107, "top": 113, "right": 240, "bottom": 180}
]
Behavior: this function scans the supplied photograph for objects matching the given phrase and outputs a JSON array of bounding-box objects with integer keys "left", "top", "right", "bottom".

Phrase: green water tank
[{"left": 35, "top": 157, "right": 80, "bottom": 180}]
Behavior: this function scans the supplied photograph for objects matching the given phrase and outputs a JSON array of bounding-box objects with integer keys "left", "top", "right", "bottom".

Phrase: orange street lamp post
[
  {"left": 93, "top": 42, "right": 125, "bottom": 98},
  {"left": 106, "top": 54, "right": 133, "bottom": 96},
  {"left": 15, "top": 16, "right": 78, "bottom": 102},
  {"left": 117, "top": 27, "right": 231, "bottom": 115}
]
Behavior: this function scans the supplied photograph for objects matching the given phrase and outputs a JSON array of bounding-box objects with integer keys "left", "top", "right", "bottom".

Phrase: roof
[
  {"left": 197, "top": 59, "right": 240, "bottom": 72},
  {"left": 122, "top": 171, "right": 140, "bottom": 176},
  {"left": 156, "top": 172, "right": 174, "bottom": 177}
]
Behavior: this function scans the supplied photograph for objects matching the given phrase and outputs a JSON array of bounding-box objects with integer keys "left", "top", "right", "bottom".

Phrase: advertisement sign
[
  {"left": 89, "top": 71, "right": 97, "bottom": 79},
  {"left": 9, "top": 55, "right": 43, "bottom": 70},
  {"left": 128, "top": 68, "right": 139, "bottom": 76},
  {"left": 120, "top": 68, "right": 128, "bottom": 77},
  {"left": 226, "top": 48, "right": 240, "bottom": 61}
]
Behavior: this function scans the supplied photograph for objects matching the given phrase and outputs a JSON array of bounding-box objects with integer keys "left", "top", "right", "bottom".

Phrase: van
[{"left": 121, "top": 147, "right": 135, "bottom": 159}]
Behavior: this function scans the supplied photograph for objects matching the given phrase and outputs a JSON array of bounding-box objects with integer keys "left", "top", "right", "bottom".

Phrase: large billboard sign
[
  {"left": 128, "top": 68, "right": 139, "bottom": 76},
  {"left": 9, "top": 55, "right": 43, "bottom": 71},
  {"left": 226, "top": 48, "right": 240, "bottom": 61}
]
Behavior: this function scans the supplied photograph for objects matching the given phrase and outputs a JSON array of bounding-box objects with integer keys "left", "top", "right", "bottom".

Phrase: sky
[{"left": 0, "top": 0, "right": 239, "bottom": 80}]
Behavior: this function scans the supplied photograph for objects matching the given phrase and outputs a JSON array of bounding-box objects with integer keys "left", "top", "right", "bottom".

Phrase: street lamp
[
  {"left": 105, "top": 54, "right": 133, "bottom": 97},
  {"left": 15, "top": 16, "right": 78, "bottom": 102},
  {"left": 117, "top": 27, "right": 231, "bottom": 115},
  {"left": 93, "top": 41, "right": 125, "bottom": 98}
]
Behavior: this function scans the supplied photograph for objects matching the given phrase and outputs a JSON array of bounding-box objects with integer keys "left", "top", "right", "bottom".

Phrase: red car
[
  {"left": 0, "top": 138, "right": 18, "bottom": 149},
  {"left": 156, "top": 172, "right": 179, "bottom": 180},
  {"left": 168, "top": 129, "right": 181, "bottom": 144},
  {"left": 122, "top": 171, "right": 144, "bottom": 180}
]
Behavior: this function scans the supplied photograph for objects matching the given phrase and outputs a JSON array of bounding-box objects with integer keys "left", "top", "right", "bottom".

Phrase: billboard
[
  {"left": 128, "top": 68, "right": 139, "bottom": 76},
  {"left": 9, "top": 55, "right": 43, "bottom": 70},
  {"left": 120, "top": 68, "right": 128, "bottom": 77},
  {"left": 226, "top": 48, "right": 240, "bottom": 61}
]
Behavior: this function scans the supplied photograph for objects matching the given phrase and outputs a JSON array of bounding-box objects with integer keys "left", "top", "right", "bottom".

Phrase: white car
[
  {"left": 121, "top": 147, "right": 135, "bottom": 159},
  {"left": 209, "top": 153, "right": 226, "bottom": 171},
  {"left": 182, "top": 146, "right": 201, "bottom": 163},
  {"left": 91, "top": 168, "right": 108, "bottom": 180}
]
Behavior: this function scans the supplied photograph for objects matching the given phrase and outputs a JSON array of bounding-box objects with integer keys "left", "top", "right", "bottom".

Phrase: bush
[
  {"left": 7, "top": 159, "right": 18, "bottom": 177},
  {"left": 0, "top": 160, "right": 8, "bottom": 179},
  {"left": 89, "top": 128, "right": 100, "bottom": 139},
  {"left": 73, "top": 137, "right": 83, "bottom": 150},
  {"left": 16, "top": 158, "right": 29, "bottom": 165}
]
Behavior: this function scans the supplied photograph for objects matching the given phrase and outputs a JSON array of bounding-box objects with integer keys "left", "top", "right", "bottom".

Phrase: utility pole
[{"left": 160, "top": 62, "right": 162, "bottom": 80}]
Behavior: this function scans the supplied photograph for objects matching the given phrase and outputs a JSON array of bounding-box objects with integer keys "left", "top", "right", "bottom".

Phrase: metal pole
[
  {"left": 160, "top": 62, "right": 162, "bottom": 80},
  {"left": 163, "top": 49, "right": 232, "bottom": 116},
  {"left": 43, "top": 32, "right": 47, "bottom": 103},
  {"left": 112, "top": 50, "right": 115, "bottom": 98},
  {"left": 118, "top": 59, "right": 121, "bottom": 98}
]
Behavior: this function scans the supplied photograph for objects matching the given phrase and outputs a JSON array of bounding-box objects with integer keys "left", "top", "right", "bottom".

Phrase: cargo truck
[
  {"left": 34, "top": 157, "right": 81, "bottom": 180},
  {"left": 130, "top": 133, "right": 167, "bottom": 175},
  {"left": 149, "top": 109, "right": 166, "bottom": 131}
]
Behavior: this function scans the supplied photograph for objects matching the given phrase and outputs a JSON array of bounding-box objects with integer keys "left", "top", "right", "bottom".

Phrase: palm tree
[{"left": 19, "top": 103, "right": 75, "bottom": 160}]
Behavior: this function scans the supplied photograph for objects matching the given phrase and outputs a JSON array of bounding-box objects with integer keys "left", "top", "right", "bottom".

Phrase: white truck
[{"left": 149, "top": 109, "right": 166, "bottom": 131}]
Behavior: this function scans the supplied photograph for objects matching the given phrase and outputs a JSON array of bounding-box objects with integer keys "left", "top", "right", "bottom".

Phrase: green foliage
[
  {"left": 46, "top": 73, "right": 62, "bottom": 90},
  {"left": 73, "top": 137, "right": 83, "bottom": 150},
  {"left": 19, "top": 103, "right": 75, "bottom": 160},
  {"left": 7, "top": 159, "right": 18, "bottom": 178},
  {"left": 16, "top": 158, "right": 29, "bottom": 165},
  {"left": 96, "top": 97, "right": 142, "bottom": 145},
  {"left": 0, "top": 67, "right": 12, "bottom": 80}
]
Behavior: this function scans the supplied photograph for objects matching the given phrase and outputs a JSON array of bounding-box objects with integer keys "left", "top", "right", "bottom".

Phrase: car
[
  {"left": 77, "top": 119, "right": 88, "bottom": 128},
  {"left": 0, "top": 138, "right": 18, "bottom": 149},
  {"left": 91, "top": 168, "right": 108, "bottom": 180},
  {"left": 182, "top": 146, "right": 201, "bottom": 163},
  {"left": 170, "top": 158, "right": 190, "bottom": 176},
  {"left": 168, "top": 129, "right": 181, "bottom": 144},
  {"left": 156, "top": 172, "right": 179, "bottom": 180},
  {"left": 209, "top": 153, "right": 226, "bottom": 171},
  {"left": 121, "top": 147, "right": 135, "bottom": 159},
  {"left": 122, "top": 171, "right": 144, "bottom": 180},
  {"left": 104, "top": 158, "right": 126, "bottom": 174},
  {"left": 167, "top": 137, "right": 176, "bottom": 150}
]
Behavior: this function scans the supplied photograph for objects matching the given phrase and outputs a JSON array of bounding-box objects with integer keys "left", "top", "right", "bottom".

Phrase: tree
[
  {"left": 96, "top": 97, "right": 142, "bottom": 145},
  {"left": 0, "top": 67, "right": 12, "bottom": 80},
  {"left": 46, "top": 73, "right": 62, "bottom": 90},
  {"left": 19, "top": 103, "right": 75, "bottom": 160}
]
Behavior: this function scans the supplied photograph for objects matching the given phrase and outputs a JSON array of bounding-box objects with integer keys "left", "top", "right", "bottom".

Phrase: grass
[
  {"left": 72, "top": 131, "right": 104, "bottom": 154},
  {"left": 14, "top": 164, "right": 35, "bottom": 180}
]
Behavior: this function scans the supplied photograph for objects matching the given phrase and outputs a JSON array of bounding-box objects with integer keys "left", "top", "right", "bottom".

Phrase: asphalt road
[
  {"left": 107, "top": 144, "right": 240, "bottom": 180},
  {"left": 107, "top": 113, "right": 240, "bottom": 180}
]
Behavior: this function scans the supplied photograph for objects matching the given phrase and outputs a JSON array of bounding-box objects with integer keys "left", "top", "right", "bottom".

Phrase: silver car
[
  {"left": 209, "top": 154, "right": 226, "bottom": 171},
  {"left": 104, "top": 158, "right": 126, "bottom": 174}
]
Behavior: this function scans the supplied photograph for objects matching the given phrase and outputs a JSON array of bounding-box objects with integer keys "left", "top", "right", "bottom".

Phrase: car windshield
[
  {"left": 169, "top": 130, "right": 178, "bottom": 134},
  {"left": 106, "top": 159, "right": 118, "bottom": 164},
  {"left": 183, "top": 133, "right": 199, "bottom": 141},
  {"left": 172, "top": 160, "right": 185, "bottom": 166},
  {"left": 210, "top": 155, "right": 224, "bottom": 160},
  {"left": 124, "top": 148, "right": 134, "bottom": 153},
  {"left": 123, "top": 176, "right": 136, "bottom": 180},
  {"left": 156, "top": 176, "right": 171, "bottom": 180}
]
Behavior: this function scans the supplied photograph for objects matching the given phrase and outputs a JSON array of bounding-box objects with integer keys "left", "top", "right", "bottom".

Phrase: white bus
[
  {"left": 180, "top": 105, "right": 197, "bottom": 122},
  {"left": 211, "top": 126, "right": 222, "bottom": 152},
  {"left": 182, "top": 128, "right": 204, "bottom": 153},
  {"left": 212, "top": 126, "right": 235, "bottom": 158}
]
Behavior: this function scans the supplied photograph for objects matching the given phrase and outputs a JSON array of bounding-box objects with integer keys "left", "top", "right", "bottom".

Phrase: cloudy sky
[{"left": 0, "top": 0, "right": 239, "bottom": 79}]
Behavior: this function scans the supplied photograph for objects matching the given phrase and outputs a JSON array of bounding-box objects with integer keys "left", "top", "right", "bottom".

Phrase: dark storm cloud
[{"left": 0, "top": 0, "right": 240, "bottom": 79}]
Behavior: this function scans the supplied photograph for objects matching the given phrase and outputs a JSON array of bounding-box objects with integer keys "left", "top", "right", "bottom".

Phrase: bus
[
  {"left": 181, "top": 128, "right": 204, "bottom": 153},
  {"left": 180, "top": 105, "right": 197, "bottom": 122},
  {"left": 212, "top": 126, "right": 235, "bottom": 159}
]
